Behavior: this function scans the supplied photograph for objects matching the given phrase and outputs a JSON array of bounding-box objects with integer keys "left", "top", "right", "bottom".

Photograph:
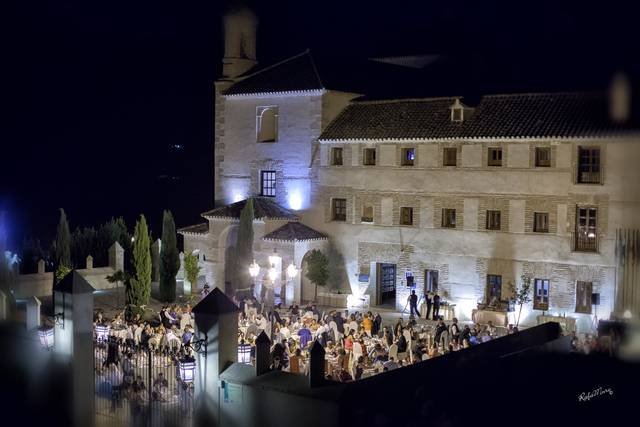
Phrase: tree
[
  {"left": 304, "top": 249, "right": 329, "bottom": 301},
  {"left": 184, "top": 252, "right": 201, "bottom": 295},
  {"left": 71, "top": 227, "right": 97, "bottom": 268},
  {"left": 95, "top": 217, "right": 131, "bottom": 270},
  {"left": 512, "top": 274, "right": 533, "bottom": 328},
  {"left": 55, "top": 208, "right": 71, "bottom": 270},
  {"left": 234, "top": 198, "right": 254, "bottom": 293},
  {"left": 107, "top": 270, "right": 128, "bottom": 308},
  {"left": 127, "top": 215, "right": 151, "bottom": 314},
  {"left": 159, "top": 210, "right": 180, "bottom": 302}
]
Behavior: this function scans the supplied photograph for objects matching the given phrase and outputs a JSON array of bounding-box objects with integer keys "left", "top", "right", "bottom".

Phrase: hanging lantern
[
  {"left": 238, "top": 343, "right": 252, "bottom": 364},
  {"left": 179, "top": 358, "right": 196, "bottom": 383},
  {"left": 286, "top": 262, "right": 298, "bottom": 279},
  {"left": 95, "top": 324, "right": 111, "bottom": 342},
  {"left": 249, "top": 260, "right": 260, "bottom": 279},
  {"left": 38, "top": 327, "right": 54, "bottom": 350}
]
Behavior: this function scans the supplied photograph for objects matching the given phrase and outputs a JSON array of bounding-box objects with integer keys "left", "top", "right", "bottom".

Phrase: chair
[
  {"left": 353, "top": 342, "right": 363, "bottom": 360},
  {"left": 133, "top": 326, "right": 143, "bottom": 346},
  {"left": 388, "top": 343, "right": 398, "bottom": 361}
]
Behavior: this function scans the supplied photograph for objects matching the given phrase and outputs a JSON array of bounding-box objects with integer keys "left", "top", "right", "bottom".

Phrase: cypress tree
[
  {"left": 159, "top": 210, "right": 180, "bottom": 302},
  {"left": 55, "top": 208, "right": 71, "bottom": 268},
  {"left": 127, "top": 214, "right": 151, "bottom": 311},
  {"left": 234, "top": 198, "right": 254, "bottom": 293}
]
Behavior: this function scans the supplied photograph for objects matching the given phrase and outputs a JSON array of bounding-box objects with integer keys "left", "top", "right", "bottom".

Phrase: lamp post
[
  {"left": 266, "top": 249, "right": 281, "bottom": 307},
  {"left": 286, "top": 262, "right": 298, "bottom": 306},
  {"left": 249, "top": 260, "right": 260, "bottom": 298}
]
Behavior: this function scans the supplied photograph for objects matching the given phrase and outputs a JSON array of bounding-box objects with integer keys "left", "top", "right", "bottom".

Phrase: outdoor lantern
[
  {"left": 286, "top": 262, "right": 298, "bottom": 280},
  {"left": 179, "top": 358, "right": 196, "bottom": 383},
  {"left": 95, "top": 324, "right": 110, "bottom": 342},
  {"left": 249, "top": 260, "right": 260, "bottom": 279},
  {"left": 238, "top": 343, "right": 252, "bottom": 364},
  {"left": 38, "top": 327, "right": 54, "bottom": 350}
]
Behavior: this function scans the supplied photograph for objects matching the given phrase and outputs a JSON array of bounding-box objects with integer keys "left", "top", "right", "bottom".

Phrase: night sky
[{"left": 2, "top": 0, "right": 639, "bottom": 250}]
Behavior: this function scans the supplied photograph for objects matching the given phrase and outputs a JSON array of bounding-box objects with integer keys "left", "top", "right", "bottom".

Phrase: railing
[
  {"left": 574, "top": 233, "right": 598, "bottom": 252},
  {"left": 94, "top": 337, "right": 194, "bottom": 427},
  {"left": 577, "top": 171, "right": 601, "bottom": 184}
]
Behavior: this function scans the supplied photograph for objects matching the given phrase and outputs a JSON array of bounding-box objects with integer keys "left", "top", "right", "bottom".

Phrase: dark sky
[{"left": 2, "top": 0, "right": 639, "bottom": 250}]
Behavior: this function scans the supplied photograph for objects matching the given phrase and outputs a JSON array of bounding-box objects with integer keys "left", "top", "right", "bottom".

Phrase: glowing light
[
  {"left": 268, "top": 268, "right": 278, "bottom": 282},
  {"left": 286, "top": 262, "right": 298, "bottom": 279},
  {"left": 238, "top": 343, "right": 252, "bottom": 364},
  {"left": 95, "top": 325, "right": 110, "bottom": 342},
  {"left": 587, "top": 232, "right": 596, "bottom": 238},
  {"left": 623, "top": 310, "right": 632, "bottom": 319},
  {"left": 179, "top": 358, "right": 196, "bottom": 383},
  {"left": 233, "top": 193, "right": 244, "bottom": 203},
  {"left": 288, "top": 193, "right": 302, "bottom": 210},
  {"left": 248, "top": 260, "right": 260, "bottom": 278},
  {"left": 39, "top": 327, "right": 54, "bottom": 350},
  {"left": 268, "top": 249, "right": 281, "bottom": 268}
]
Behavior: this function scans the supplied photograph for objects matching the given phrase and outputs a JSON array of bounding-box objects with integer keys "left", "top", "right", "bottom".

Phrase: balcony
[
  {"left": 577, "top": 171, "right": 601, "bottom": 184},
  {"left": 574, "top": 233, "right": 598, "bottom": 252}
]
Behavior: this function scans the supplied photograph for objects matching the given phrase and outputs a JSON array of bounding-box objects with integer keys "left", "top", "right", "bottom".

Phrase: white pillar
[
  {"left": 26, "top": 296, "right": 41, "bottom": 330},
  {"left": 85, "top": 255, "right": 93, "bottom": 270},
  {"left": 37, "top": 259, "right": 45, "bottom": 274}
]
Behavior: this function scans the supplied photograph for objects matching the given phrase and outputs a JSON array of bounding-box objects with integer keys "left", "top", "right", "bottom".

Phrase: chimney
[
  {"left": 610, "top": 72, "right": 631, "bottom": 123},
  {"left": 308, "top": 340, "right": 326, "bottom": 388}
]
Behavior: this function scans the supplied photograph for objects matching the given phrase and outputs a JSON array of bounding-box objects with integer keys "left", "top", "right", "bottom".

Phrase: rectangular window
[
  {"left": 533, "top": 212, "right": 549, "bottom": 233},
  {"left": 361, "top": 205, "right": 374, "bottom": 223},
  {"left": 535, "top": 147, "right": 551, "bottom": 167},
  {"left": 332, "top": 198, "right": 347, "bottom": 221},
  {"left": 486, "top": 275, "right": 502, "bottom": 302},
  {"left": 331, "top": 147, "right": 343, "bottom": 166},
  {"left": 577, "top": 147, "right": 601, "bottom": 184},
  {"left": 488, "top": 147, "right": 502, "bottom": 166},
  {"left": 575, "top": 281, "right": 593, "bottom": 314},
  {"left": 442, "top": 208, "right": 456, "bottom": 228},
  {"left": 486, "top": 210, "right": 501, "bottom": 230},
  {"left": 400, "top": 207, "right": 413, "bottom": 226},
  {"left": 533, "top": 279, "right": 550, "bottom": 310},
  {"left": 363, "top": 148, "right": 376, "bottom": 166},
  {"left": 443, "top": 147, "right": 457, "bottom": 166},
  {"left": 260, "top": 170, "right": 276, "bottom": 197},
  {"left": 575, "top": 207, "right": 597, "bottom": 252},
  {"left": 401, "top": 148, "right": 415, "bottom": 166}
]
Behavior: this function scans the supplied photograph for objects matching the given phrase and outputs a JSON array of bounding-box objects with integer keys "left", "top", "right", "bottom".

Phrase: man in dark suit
[
  {"left": 409, "top": 290, "right": 420, "bottom": 317},
  {"left": 425, "top": 292, "right": 433, "bottom": 320},
  {"left": 433, "top": 293, "right": 441, "bottom": 320}
]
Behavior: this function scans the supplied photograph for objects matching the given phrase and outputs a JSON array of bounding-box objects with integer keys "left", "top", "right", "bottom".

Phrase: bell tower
[{"left": 222, "top": 1, "right": 258, "bottom": 80}]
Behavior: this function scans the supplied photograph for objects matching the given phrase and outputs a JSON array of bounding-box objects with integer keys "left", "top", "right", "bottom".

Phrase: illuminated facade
[{"left": 180, "top": 5, "right": 640, "bottom": 332}]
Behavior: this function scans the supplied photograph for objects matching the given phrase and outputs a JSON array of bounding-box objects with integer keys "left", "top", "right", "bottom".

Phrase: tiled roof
[
  {"left": 177, "top": 222, "right": 209, "bottom": 235},
  {"left": 262, "top": 222, "right": 328, "bottom": 242},
  {"left": 201, "top": 197, "right": 299, "bottom": 221},
  {"left": 223, "top": 50, "right": 324, "bottom": 96},
  {"left": 320, "top": 92, "right": 640, "bottom": 141}
]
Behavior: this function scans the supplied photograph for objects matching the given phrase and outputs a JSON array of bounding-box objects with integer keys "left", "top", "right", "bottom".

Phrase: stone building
[{"left": 180, "top": 4, "right": 640, "bottom": 332}]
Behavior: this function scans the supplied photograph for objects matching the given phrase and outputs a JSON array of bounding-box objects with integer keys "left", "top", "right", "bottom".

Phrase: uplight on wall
[{"left": 288, "top": 193, "right": 302, "bottom": 210}]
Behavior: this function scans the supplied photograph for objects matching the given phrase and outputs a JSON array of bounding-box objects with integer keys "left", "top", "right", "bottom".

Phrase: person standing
[
  {"left": 425, "top": 292, "right": 433, "bottom": 321},
  {"left": 432, "top": 293, "right": 441, "bottom": 320},
  {"left": 450, "top": 318, "right": 460, "bottom": 346},
  {"left": 409, "top": 290, "right": 420, "bottom": 318}
]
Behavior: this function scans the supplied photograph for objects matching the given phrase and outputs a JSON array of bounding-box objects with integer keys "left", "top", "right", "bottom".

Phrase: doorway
[
  {"left": 424, "top": 270, "right": 439, "bottom": 295},
  {"left": 486, "top": 274, "right": 502, "bottom": 303},
  {"left": 377, "top": 263, "right": 396, "bottom": 307}
]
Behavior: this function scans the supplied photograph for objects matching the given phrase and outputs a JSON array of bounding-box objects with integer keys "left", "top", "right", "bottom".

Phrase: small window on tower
[
  {"left": 401, "top": 148, "right": 415, "bottom": 166},
  {"left": 257, "top": 106, "right": 278, "bottom": 142},
  {"left": 331, "top": 147, "right": 343, "bottom": 166}
]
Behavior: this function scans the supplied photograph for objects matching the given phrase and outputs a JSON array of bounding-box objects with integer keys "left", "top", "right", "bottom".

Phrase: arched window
[{"left": 257, "top": 106, "right": 278, "bottom": 142}]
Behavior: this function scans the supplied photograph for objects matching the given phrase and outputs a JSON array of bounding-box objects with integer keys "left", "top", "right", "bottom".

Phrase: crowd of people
[{"left": 235, "top": 294, "right": 512, "bottom": 383}]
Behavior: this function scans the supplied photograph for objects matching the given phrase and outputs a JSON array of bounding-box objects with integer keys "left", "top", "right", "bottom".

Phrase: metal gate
[{"left": 94, "top": 337, "right": 194, "bottom": 427}]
